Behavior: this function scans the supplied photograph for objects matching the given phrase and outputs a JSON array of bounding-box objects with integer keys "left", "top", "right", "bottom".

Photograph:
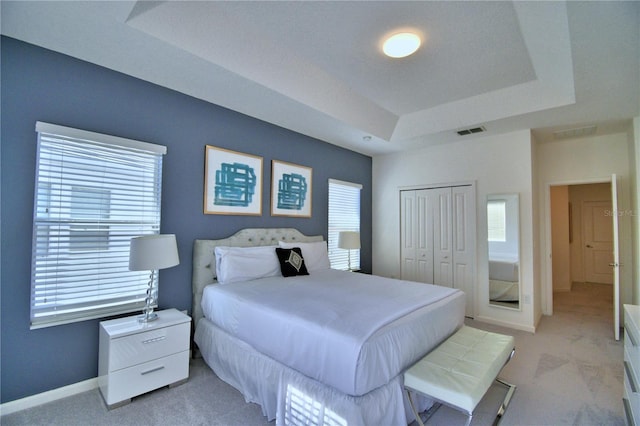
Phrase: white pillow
[
  {"left": 278, "top": 240, "right": 330, "bottom": 272},
  {"left": 214, "top": 245, "right": 280, "bottom": 285}
]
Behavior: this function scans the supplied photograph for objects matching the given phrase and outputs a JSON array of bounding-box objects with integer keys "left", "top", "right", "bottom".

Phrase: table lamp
[
  {"left": 338, "top": 231, "right": 360, "bottom": 272},
  {"left": 129, "top": 234, "right": 180, "bottom": 322}
]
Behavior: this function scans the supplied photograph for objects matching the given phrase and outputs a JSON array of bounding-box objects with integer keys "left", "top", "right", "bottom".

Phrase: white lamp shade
[
  {"left": 129, "top": 234, "right": 180, "bottom": 271},
  {"left": 338, "top": 231, "right": 361, "bottom": 250}
]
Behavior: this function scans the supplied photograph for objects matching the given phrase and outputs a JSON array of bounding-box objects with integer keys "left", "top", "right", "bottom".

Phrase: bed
[
  {"left": 192, "top": 228, "right": 465, "bottom": 425},
  {"left": 489, "top": 255, "right": 520, "bottom": 302}
]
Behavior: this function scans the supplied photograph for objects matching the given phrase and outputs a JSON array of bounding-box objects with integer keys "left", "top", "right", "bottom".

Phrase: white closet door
[
  {"left": 415, "top": 190, "right": 434, "bottom": 284},
  {"left": 400, "top": 191, "right": 417, "bottom": 281},
  {"left": 400, "top": 190, "right": 433, "bottom": 283},
  {"left": 452, "top": 185, "right": 475, "bottom": 317},
  {"left": 400, "top": 185, "right": 475, "bottom": 317},
  {"left": 433, "top": 187, "right": 453, "bottom": 288}
]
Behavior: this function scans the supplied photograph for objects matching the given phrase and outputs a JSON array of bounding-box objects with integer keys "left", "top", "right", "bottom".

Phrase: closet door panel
[
  {"left": 453, "top": 186, "right": 475, "bottom": 316},
  {"left": 416, "top": 190, "right": 434, "bottom": 284},
  {"left": 400, "top": 191, "right": 417, "bottom": 281},
  {"left": 433, "top": 188, "right": 453, "bottom": 287}
]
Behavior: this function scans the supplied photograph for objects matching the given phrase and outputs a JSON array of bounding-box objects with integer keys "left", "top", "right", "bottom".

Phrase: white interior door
[
  {"left": 611, "top": 174, "right": 620, "bottom": 341},
  {"left": 433, "top": 187, "right": 453, "bottom": 288},
  {"left": 582, "top": 200, "right": 614, "bottom": 284}
]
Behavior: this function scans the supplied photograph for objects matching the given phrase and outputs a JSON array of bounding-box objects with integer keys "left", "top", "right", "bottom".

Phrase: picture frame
[
  {"left": 204, "top": 145, "right": 263, "bottom": 215},
  {"left": 271, "top": 160, "right": 312, "bottom": 218}
]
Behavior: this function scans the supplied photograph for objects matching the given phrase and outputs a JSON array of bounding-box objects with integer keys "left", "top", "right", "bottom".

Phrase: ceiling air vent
[
  {"left": 457, "top": 126, "right": 486, "bottom": 136},
  {"left": 553, "top": 125, "right": 597, "bottom": 140}
]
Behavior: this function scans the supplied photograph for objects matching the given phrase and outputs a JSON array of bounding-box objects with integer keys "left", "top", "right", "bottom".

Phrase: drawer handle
[
  {"left": 623, "top": 398, "right": 635, "bottom": 426},
  {"left": 142, "top": 336, "right": 166, "bottom": 345},
  {"left": 141, "top": 366, "right": 165, "bottom": 376},
  {"left": 624, "top": 361, "right": 639, "bottom": 393},
  {"left": 627, "top": 329, "right": 638, "bottom": 347}
]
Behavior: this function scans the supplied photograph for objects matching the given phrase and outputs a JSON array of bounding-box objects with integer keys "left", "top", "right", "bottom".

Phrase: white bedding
[
  {"left": 201, "top": 268, "right": 465, "bottom": 396},
  {"left": 489, "top": 255, "right": 519, "bottom": 282},
  {"left": 195, "top": 317, "right": 431, "bottom": 425}
]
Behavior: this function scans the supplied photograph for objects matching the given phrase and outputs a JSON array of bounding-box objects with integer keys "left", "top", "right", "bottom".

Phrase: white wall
[
  {"left": 372, "top": 130, "right": 535, "bottom": 331},
  {"left": 536, "top": 131, "right": 634, "bottom": 315}
]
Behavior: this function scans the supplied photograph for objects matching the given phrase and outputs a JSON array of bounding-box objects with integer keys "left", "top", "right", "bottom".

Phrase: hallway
[{"left": 553, "top": 281, "right": 615, "bottom": 338}]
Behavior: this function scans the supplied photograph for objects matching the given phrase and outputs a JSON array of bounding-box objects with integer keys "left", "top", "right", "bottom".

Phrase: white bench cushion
[{"left": 404, "top": 326, "right": 514, "bottom": 414}]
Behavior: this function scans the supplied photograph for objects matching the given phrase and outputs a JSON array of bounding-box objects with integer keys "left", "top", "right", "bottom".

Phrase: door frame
[{"left": 543, "top": 177, "right": 612, "bottom": 316}]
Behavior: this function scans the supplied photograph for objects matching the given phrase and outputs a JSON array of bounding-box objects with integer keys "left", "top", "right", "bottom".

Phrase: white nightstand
[
  {"left": 98, "top": 308, "right": 191, "bottom": 408},
  {"left": 623, "top": 304, "right": 639, "bottom": 425}
]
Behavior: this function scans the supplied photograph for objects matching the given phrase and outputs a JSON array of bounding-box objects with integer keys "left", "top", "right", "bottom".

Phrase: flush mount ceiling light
[{"left": 382, "top": 32, "right": 421, "bottom": 58}]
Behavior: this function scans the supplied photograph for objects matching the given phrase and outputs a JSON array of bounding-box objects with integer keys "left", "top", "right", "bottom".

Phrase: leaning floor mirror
[{"left": 487, "top": 193, "right": 520, "bottom": 310}]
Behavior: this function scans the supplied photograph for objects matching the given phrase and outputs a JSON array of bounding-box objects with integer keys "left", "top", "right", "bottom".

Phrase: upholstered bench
[{"left": 404, "top": 326, "right": 516, "bottom": 426}]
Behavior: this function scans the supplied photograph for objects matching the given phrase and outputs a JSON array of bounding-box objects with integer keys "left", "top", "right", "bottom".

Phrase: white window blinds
[
  {"left": 30, "top": 122, "right": 166, "bottom": 328},
  {"left": 328, "top": 179, "right": 361, "bottom": 271}
]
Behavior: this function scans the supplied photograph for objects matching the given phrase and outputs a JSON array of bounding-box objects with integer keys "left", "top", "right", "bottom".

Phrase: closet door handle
[
  {"left": 624, "top": 362, "right": 638, "bottom": 393},
  {"left": 586, "top": 244, "right": 593, "bottom": 248}
]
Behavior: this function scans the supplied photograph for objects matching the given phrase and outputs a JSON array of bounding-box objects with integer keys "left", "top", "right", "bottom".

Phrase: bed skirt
[
  {"left": 194, "top": 317, "right": 433, "bottom": 425},
  {"left": 489, "top": 279, "right": 520, "bottom": 302}
]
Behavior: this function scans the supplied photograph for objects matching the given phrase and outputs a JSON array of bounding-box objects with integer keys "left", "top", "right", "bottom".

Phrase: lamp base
[
  {"left": 139, "top": 271, "right": 158, "bottom": 323},
  {"left": 138, "top": 312, "right": 158, "bottom": 323}
]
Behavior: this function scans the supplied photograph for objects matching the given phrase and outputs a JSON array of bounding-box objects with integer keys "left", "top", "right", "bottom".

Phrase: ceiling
[{"left": 2, "top": 1, "right": 639, "bottom": 156}]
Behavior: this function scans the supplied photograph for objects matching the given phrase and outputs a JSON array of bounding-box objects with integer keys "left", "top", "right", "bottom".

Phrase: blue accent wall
[{"left": 0, "top": 36, "right": 372, "bottom": 403}]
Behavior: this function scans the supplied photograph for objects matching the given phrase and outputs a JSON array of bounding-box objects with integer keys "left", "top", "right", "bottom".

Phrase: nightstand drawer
[
  {"left": 625, "top": 345, "right": 639, "bottom": 388},
  {"left": 624, "top": 371, "right": 639, "bottom": 425},
  {"left": 625, "top": 316, "right": 639, "bottom": 361},
  {"left": 109, "top": 322, "right": 190, "bottom": 371},
  {"left": 624, "top": 305, "right": 640, "bottom": 425},
  {"left": 102, "top": 350, "right": 189, "bottom": 405}
]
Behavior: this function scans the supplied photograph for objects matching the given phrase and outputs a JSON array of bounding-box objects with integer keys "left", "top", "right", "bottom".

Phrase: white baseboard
[
  {"left": 0, "top": 377, "right": 98, "bottom": 416},
  {"left": 473, "top": 315, "right": 537, "bottom": 333}
]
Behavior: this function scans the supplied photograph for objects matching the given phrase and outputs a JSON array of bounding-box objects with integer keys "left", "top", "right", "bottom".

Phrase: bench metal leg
[
  {"left": 494, "top": 377, "right": 516, "bottom": 424},
  {"left": 406, "top": 389, "right": 426, "bottom": 426},
  {"left": 406, "top": 390, "right": 443, "bottom": 426},
  {"left": 464, "top": 414, "right": 473, "bottom": 426},
  {"left": 407, "top": 376, "right": 515, "bottom": 426},
  {"left": 493, "top": 348, "right": 517, "bottom": 424}
]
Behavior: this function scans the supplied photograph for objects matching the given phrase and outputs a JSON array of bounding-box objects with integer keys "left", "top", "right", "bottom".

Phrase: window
[
  {"left": 487, "top": 200, "right": 506, "bottom": 242},
  {"left": 30, "top": 122, "right": 166, "bottom": 328},
  {"left": 328, "top": 179, "right": 361, "bottom": 271}
]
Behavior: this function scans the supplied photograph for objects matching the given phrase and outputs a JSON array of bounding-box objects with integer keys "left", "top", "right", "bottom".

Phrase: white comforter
[{"left": 201, "top": 269, "right": 464, "bottom": 396}]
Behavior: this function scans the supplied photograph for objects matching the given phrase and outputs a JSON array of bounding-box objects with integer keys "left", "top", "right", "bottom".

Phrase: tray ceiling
[{"left": 2, "top": 1, "right": 638, "bottom": 155}]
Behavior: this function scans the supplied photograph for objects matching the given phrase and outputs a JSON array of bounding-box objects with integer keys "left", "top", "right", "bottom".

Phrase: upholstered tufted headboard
[{"left": 192, "top": 228, "right": 323, "bottom": 327}]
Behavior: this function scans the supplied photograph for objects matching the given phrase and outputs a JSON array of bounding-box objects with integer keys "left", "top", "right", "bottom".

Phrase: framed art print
[
  {"left": 271, "top": 160, "right": 312, "bottom": 217},
  {"left": 204, "top": 145, "right": 263, "bottom": 215}
]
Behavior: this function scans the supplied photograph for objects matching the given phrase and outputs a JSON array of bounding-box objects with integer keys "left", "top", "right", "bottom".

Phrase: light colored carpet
[{"left": 1, "top": 282, "right": 625, "bottom": 425}]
